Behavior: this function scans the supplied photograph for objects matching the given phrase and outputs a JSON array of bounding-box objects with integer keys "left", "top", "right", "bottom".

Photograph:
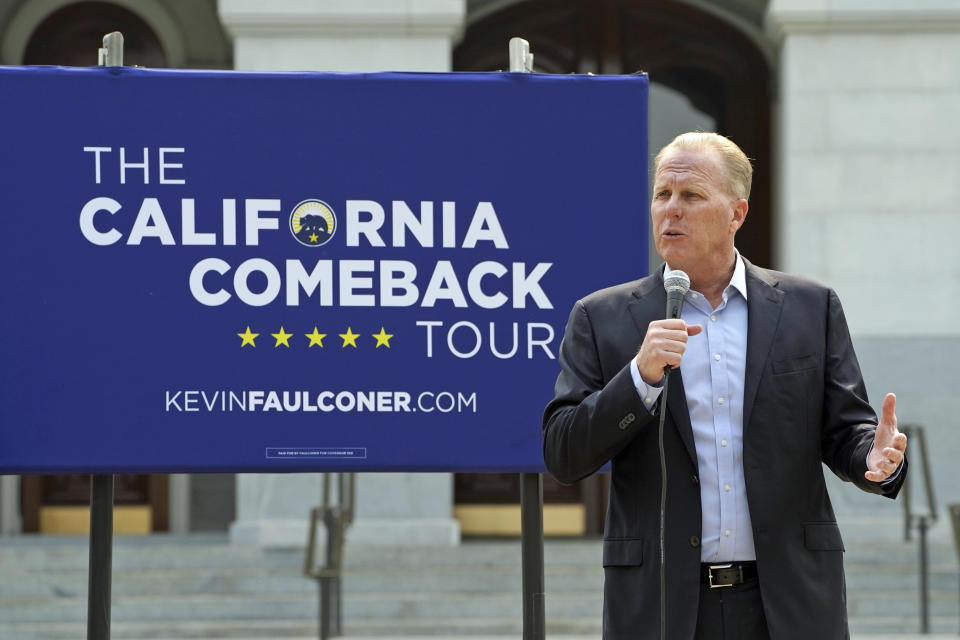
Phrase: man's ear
[{"left": 731, "top": 198, "right": 748, "bottom": 231}]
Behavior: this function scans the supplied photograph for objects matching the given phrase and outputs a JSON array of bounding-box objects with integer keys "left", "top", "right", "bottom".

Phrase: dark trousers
[{"left": 693, "top": 579, "right": 770, "bottom": 640}]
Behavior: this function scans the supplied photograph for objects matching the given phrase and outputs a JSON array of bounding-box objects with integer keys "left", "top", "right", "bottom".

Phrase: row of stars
[{"left": 237, "top": 326, "right": 393, "bottom": 348}]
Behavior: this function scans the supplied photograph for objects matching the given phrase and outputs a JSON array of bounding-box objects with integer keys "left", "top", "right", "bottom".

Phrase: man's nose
[{"left": 665, "top": 196, "right": 683, "bottom": 217}]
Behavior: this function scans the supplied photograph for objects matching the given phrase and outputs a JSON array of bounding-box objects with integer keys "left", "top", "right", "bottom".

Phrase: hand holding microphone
[{"left": 635, "top": 270, "right": 702, "bottom": 385}]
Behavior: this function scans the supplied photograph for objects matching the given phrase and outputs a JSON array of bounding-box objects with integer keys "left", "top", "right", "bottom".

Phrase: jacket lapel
[
  {"left": 742, "top": 260, "right": 785, "bottom": 432},
  {"left": 627, "top": 268, "right": 698, "bottom": 467}
]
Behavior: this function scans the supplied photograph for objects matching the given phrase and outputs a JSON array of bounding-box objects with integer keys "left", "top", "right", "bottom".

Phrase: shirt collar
[
  {"left": 729, "top": 250, "right": 748, "bottom": 301},
  {"left": 663, "top": 250, "right": 748, "bottom": 301}
]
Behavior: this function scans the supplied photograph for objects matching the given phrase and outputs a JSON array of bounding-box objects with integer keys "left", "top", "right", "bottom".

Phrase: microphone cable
[
  {"left": 657, "top": 268, "right": 688, "bottom": 640},
  {"left": 658, "top": 366, "right": 672, "bottom": 640}
]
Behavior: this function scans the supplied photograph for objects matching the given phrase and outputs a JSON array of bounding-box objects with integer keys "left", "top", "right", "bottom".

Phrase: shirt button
[
  {"left": 717, "top": 396, "right": 724, "bottom": 405},
  {"left": 644, "top": 396, "right": 651, "bottom": 404},
  {"left": 690, "top": 536, "right": 701, "bottom": 548},
  {"left": 691, "top": 292, "right": 699, "bottom": 299},
  {"left": 724, "top": 529, "right": 732, "bottom": 537},
  {"left": 714, "top": 354, "right": 721, "bottom": 361},
  {"left": 710, "top": 315, "right": 717, "bottom": 322},
  {"left": 721, "top": 439, "right": 728, "bottom": 447},
  {"left": 724, "top": 484, "right": 731, "bottom": 492}
]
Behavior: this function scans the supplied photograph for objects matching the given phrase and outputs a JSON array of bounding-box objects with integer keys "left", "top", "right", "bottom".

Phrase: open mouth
[{"left": 663, "top": 230, "right": 685, "bottom": 238}]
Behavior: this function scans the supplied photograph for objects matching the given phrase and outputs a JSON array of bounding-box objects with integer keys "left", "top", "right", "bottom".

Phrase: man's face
[{"left": 650, "top": 148, "right": 746, "bottom": 273}]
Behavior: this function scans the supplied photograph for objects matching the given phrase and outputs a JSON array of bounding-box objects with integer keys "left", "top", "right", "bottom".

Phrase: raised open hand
[{"left": 865, "top": 393, "right": 907, "bottom": 483}]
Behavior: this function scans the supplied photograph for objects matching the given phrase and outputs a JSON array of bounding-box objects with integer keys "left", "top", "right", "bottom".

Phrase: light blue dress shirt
[
  {"left": 630, "top": 254, "right": 755, "bottom": 561},
  {"left": 629, "top": 254, "right": 899, "bottom": 562},
  {"left": 628, "top": 254, "right": 900, "bottom": 563}
]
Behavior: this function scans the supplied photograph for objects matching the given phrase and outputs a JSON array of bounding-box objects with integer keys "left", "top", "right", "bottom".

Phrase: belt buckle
[{"left": 708, "top": 563, "right": 741, "bottom": 589}]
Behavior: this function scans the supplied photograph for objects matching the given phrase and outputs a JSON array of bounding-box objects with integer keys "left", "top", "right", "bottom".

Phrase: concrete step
[
  {"left": 0, "top": 612, "right": 956, "bottom": 638},
  {"left": 1, "top": 618, "right": 956, "bottom": 639},
  {"left": 0, "top": 590, "right": 603, "bottom": 624},
  {"left": 0, "top": 534, "right": 955, "bottom": 638},
  {"left": 0, "top": 534, "right": 953, "bottom": 563},
  {"left": 0, "top": 567, "right": 610, "bottom": 599},
  {"left": 0, "top": 535, "right": 602, "bottom": 570},
  {"left": 1, "top": 564, "right": 955, "bottom": 601},
  {"left": 0, "top": 617, "right": 600, "bottom": 640},
  {"left": 0, "top": 531, "right": 953, "bottom": 558},
  {"left": 0, "top": 589, "right": 954, "bottom": 625},
  {"left": 850, "top": 616, "right": 960, "bottom": 635}
]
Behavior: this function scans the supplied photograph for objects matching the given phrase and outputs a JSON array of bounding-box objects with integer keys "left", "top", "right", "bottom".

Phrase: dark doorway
[
  {"left": 22, "top": 1, "right": 167, "bottom": 67},
  {"left": 453, "top": 0, "right": 773, "bottom": 535},
  {"left": 21, "top": 475, "right": 168, "bottom": 533},
  {"left": 454, "top": 0, "right": 771, "bottom": 266}
]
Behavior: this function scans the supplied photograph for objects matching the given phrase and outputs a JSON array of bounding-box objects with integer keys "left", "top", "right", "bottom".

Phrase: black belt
[{"left": 700, "top": 561, "right": 758, "bottom": 588}]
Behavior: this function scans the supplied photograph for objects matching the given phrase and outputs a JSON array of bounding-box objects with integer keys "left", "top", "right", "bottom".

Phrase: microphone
[
  {"left": 663, "top": 269, "right": 690, "bottom": 320},
  {"left": 663, "top": 270, "right": 690, "bottom": 375}
]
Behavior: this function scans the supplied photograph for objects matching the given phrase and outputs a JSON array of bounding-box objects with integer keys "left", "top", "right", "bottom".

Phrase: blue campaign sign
[{"left": 0, "top": 66, "right": 648, "bottom": 473}]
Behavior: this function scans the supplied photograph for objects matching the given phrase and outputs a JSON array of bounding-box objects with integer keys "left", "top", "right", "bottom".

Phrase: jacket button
[
  {"left": 617, "top": 413, "right": 636, "bottom": 430},
  {"left": 690, "top": 536, "right": 700, "bottom": 548},
  {"left": 692, "top": 475, "right": 699, "bottom": 485}
]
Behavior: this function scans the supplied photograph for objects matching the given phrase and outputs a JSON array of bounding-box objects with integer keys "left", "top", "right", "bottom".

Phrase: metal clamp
[
  {"left": 509, "top": 37, "right": 534, "bottom": 73},
  {"left": 98, "top": 31, "right": 124, "bottom": 67}
]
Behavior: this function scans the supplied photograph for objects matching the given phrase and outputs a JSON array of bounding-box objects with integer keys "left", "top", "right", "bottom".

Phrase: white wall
[
  {"left": 769, "top": 0, "right": 960, "bottom": 533},
  {"left": 770, "top": 0, "right": 960, "bottom": 337}
]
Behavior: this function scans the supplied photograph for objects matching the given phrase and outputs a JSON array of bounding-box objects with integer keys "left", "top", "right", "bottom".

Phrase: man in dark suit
[{"left": 542, "top": 132, "right": 907, "bottom": 640}]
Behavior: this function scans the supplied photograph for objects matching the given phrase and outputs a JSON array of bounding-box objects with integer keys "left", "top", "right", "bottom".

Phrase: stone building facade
[{"left": 1, "top": 0, "right": 957, "bottom": 545}]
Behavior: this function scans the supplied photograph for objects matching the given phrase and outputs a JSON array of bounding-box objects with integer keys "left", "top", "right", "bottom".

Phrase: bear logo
[{"left": 290, "top": 200, "right": 336, "bottom": 247}]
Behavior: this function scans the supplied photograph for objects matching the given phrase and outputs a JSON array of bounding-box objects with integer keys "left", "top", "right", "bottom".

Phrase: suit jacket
[{"left": 542, "top": 258, "right": 906, "bottom": 640}]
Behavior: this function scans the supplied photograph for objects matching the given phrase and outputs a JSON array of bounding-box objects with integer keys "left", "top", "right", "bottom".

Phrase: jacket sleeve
[
  {"left": 542, "top": 299, "right": 653, "bottom": 484},
  {"left": 820, "top": 289, "right": 906, "bottom": 498}
]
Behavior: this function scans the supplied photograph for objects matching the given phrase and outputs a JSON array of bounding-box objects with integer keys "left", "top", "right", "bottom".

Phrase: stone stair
[{"left": 0, "top": 532, "right": 956, "bottom": 638}]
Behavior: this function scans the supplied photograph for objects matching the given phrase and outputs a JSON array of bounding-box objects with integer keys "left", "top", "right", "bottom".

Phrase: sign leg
[
  {"left": 88, "top": 474, "right": 114, "bottom": 640},
  {"left": 520, "top": 472, "right": 545, "bottom": 640}
]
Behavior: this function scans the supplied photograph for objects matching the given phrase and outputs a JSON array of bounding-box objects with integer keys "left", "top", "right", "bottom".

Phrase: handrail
[
  {"left": 948, "top": 504, "right": 960, "bottom": 637},
  {"left": 304, "top": 473, "right": 355, "bottom": 639},
  {"left": 949, "top": 504, "right": 960, "bottom": 558},
  {"left": 901, "top": 424, "right": 937, "bottom": 540},
  {"left": 899, "top": 424, "right": 937, "bottom": 634}
]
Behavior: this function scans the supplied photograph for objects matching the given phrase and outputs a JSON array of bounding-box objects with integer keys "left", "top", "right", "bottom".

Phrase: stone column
[
  {"left": 219, "top": 0, "right": 465, "bottom": 72},
  {"left": 0, "top": 476, "right": 21, "bottom": 534},
  {"left": 218, "top": 0, "right": 465, "bottom": 546},
  {"left": 168, "top": 474, "right": 190, "bottom": 534},
  {"left": 767, "top": 0, "right": 960, "bottom": 535}
]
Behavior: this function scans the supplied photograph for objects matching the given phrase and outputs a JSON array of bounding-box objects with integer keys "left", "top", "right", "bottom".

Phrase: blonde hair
[{"left": 654, "top": 132, "right": 753, "bottom": 200}]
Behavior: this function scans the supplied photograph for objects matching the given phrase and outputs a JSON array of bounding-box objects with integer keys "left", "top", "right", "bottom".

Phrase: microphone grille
[{"left": 663, "top": 269, "right": 690, "bottom": 294}]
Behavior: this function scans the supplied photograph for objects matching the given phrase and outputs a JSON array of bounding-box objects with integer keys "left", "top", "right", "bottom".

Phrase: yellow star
[
  {"left": 309, "top": 233, "right": 319, "bottom": 243},
  {"left": 272, "top": 326, "right": 293, "bottom": 347},
  {"left": 339, "top": 327, "right": 360, "bottom": 348},
  {"left": 305, "top": 327, "right": 327, "bottom": 348},
  {"left": 372, "top": 327, "right": 393, "bottom": 348},
  {"left": 238, "top": 326, "right": 259, "bottom": 347}
]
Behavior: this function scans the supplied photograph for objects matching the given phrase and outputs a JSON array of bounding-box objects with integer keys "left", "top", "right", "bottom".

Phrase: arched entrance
[
  {"left": 21, "top": 1, "right": 167, "bottom": 67},
  {"left": 18, "top": 1, "right": 168, "bottom": 534},
  {"left": 455, "top": 0, "right": 772, "bottom": 266},
  {"left": 453, "top": 0, "right": 774, "bottom": 535}
]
